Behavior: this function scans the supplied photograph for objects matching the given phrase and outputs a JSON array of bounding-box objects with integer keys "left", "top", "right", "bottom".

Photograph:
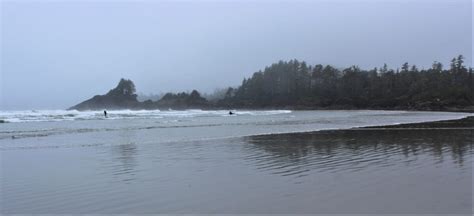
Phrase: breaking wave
[{"left": 0, "top": 109, "right": 292, "bottom": 123}]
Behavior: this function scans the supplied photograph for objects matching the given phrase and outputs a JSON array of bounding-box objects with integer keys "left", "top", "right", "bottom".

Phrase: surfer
[
  {"left": 229, "top": 111, "right": 234, "bottom": 115},
  {"left": 104, "top": 110, "right": 108, "bottom": 118}
]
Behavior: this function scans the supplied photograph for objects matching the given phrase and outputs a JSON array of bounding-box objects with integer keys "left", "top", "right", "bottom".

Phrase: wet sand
[
  {"left": 364, "top": 116, "right": 474, "bottom": 129},
  {"left": 2, "top": 116, "right": 472, "bottom": 214},
  {"left": 244, "top": 116, "right": 473, "bottom": 214}
]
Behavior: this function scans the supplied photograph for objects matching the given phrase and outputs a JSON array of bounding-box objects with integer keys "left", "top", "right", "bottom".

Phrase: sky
[{"left": 1, "top": 0, "right": 472, "bottom": 110}]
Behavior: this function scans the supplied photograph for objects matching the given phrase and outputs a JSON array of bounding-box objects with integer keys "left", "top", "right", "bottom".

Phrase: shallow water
[
  {"left": 1, "top": 110, "right": 472, "bottom": 214},
  {"left": 0, "top": 110, "right": 470, "bottom": 149}
]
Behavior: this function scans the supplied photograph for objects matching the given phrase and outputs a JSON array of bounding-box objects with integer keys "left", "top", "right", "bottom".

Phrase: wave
[
  {"left": 0, "top": 110, "right": 471, "bottom": 151},
  {"left": 0, "top": 109, "right": 292, "bottom": 123}
]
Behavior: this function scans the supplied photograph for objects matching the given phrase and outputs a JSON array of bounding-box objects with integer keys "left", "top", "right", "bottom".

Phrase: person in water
[{"left": 104, "top": 110, "right": 108, "bottom": 118}]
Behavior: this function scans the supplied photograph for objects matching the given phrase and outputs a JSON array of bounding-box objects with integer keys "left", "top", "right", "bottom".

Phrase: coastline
[
  {"left": 362, "top": 116, "right": 474, "bottom": 129},
  {"left": 67, "top": 105, "right": 474, "bottom": 113},
  {"left": 249, "top": 116, "right": 474, "bottom": 139},
  {"left": 3, "top": 113, "right": 472, "bottom": 214}
]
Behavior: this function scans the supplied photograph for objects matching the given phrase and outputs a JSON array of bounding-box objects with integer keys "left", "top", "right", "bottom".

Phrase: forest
[
  {"left": 70, "top": 55, "right": 473, "bottom": 111},
  {"left": 218, "top": 55, "right": 473, "bottom": 111}
]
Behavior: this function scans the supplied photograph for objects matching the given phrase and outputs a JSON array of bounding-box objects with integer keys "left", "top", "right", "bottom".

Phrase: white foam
[{"left": 0, "top": 109, "right": 293, "bottom": 123}]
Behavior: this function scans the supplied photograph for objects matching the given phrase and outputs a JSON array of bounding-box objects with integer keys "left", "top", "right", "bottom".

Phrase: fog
[{"left": 1, "top": 0, "right": 472, "bottom": 110}]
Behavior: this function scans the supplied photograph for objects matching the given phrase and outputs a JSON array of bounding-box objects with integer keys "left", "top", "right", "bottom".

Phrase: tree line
[
  {"left": 70, "top": 55, "right": 473, "bottom": 111},
  {"left": 217, "top": 55, "right": 473, "bottom": 111}
]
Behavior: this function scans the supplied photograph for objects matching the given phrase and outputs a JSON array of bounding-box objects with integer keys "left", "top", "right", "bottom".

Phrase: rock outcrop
[
  {"left": 69, "top": 79, "right": 140, "bottom": 110},
  {"left": 69, "top": 79, "right": 209, "bottom": 110}
]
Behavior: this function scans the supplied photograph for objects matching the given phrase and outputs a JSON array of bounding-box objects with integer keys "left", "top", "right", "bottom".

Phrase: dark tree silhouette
[
  {"left": 70, "top": 56, "right": 473, "bottom": 111},
  {"left": 218, "top": 56, "right": 473, "bottom": 111}
]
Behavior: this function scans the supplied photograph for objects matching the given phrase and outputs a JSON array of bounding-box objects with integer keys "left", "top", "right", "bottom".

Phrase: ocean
[{"left": 1, "top": 110, "right": 472, "bottom": 214}]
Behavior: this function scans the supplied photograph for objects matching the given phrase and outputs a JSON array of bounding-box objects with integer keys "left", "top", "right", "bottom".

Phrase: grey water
[{"left": 0, "top": 110, "right": 472, "bottom": 214}]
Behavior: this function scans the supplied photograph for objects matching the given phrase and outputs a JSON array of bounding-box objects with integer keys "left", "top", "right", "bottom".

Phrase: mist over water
[
  {"left": 2, "top": 0, "right": 473, "bottom": 214},
  {"left": 2, "top": 1, "right": 472, "bottom": 110}
]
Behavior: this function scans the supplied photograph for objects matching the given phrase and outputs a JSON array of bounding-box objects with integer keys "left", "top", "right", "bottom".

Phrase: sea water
[
  {"left": 0, "top": 110, "right": 472, "bottom": 214},
  {"left": 0, "top": 109, "right": 470, "bottom": 149}
]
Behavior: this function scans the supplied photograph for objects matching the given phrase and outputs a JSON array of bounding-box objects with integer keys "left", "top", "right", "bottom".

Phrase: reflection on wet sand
[
  {"left": 2, "top": 118, "right": 472, "bottom": 214},
  {"left": 243, "top": 129, "right": 473, "bottom": 177},
  {"left": 109, "top": 129, "right": 139, "bottom": 183}
]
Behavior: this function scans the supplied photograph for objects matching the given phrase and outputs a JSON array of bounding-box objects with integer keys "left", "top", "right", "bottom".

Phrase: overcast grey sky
[{"left": 1, "top": 0, "right": 472, "bottom": 110}]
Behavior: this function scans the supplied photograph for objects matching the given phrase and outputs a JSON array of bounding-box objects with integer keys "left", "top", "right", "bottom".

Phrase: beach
[{"left": 1, "top": 110, "right": 472, "bottom": 214}]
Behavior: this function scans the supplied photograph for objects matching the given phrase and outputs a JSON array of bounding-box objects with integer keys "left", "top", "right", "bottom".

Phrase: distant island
[{"left": 69, "top": 55, "right": 473, "bottom": 112}]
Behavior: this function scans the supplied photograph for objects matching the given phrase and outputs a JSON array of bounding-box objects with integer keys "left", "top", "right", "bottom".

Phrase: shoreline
[
  {"left": 361, "top": 116, "right": 474, "bottom": 129},
  {"left": 66, "top": 106, "right": 474, "bottom": 113},
  {"left": 249, "top": 116, "right": 474, "bottom": 139}
]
